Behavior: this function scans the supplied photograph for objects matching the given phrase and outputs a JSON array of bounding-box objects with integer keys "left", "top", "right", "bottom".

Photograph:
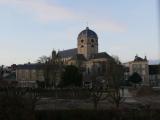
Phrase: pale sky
[{"left": 0, "top": 0, "right": 159, "bottom": 65}]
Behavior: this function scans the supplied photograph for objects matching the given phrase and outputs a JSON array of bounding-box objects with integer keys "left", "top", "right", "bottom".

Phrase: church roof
[
  {"left": 70, "top": 54, "right": 86, "bottom": 61},
  {"left": 134, "top": 55, "right": 147, "bottom": 62},
  {"left": 78, "top": 27, "right": 98, "bottom": 39},
  {"left": 58, "top": 48, "right": 77, "bottom": 58},
  {"left": 90, "top": 52, "right": 113, "bottom": 59}
]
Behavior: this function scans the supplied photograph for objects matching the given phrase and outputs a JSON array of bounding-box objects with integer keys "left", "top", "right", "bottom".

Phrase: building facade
[
  {"left": 16, "top": 63, "right": 62, "bottom": 87},
  {"left": 16, "top": 64, "right": 45, "bottom": 87},
  {"left": 16, "top": 27, "right": 121, "bottom": 88},
  {"left": 57, "top": 27, "right": 115, "bottom": 88},
  {"left": 16, "top": 27, "right": 160, "bottom": 88},
  {"left": 77, "top": 27, "right": 98, "bottom": 59},
  {"left": 129, "top": 55, "right": 149, "bottom": 85},
  {"left": 124, "top": 55, "right": 160, "bottom": 87},
  {"left": 149, "top": 65, "right": 160, "bottom": 87}
]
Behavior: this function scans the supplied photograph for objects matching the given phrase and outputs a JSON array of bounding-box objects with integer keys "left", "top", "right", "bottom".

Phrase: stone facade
[
  {"left": 16, "top": 27, "right": 117, "bottom": 88},
  {"left": 77, "top": 27, "right": 98, "bottom": 59},
  {"left": 57, "top": 27, "right": 114, "bottom": 88},
  {"left": 124, "top": 55, "right": 149, "bottom": 86},
  {"left": 16, "top": 64, "right": 44, "bottom": 87},
  {"left": 149, "top": 65, "right": 160, "bottom": 87},
  {"left": 16, "top": 64, "right": 62, "bottom": 87},
  {"left": 15, "top": 27, "right": 159, "bottom": 88}
]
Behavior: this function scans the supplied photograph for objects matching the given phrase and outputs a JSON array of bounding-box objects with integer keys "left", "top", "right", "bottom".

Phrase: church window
[
  {"left": 81, "top": 39, "right": 84, "bottom": 43},
  {"left": 81, "top": 45, "right": 84, "bottom": 48},
  {"left": 91, "top": 45, "right": 94, "bottom": 47},
  {"left": 91, "top": 39, "right": 94, "bottom": 42}
]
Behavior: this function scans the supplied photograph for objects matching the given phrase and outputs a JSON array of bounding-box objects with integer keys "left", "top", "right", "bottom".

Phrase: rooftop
[
  {"left": 78, "top": 27, "right": 98, "bottom": 39},
  {"left": 90, "top": 52, "right": 112, "bottom": 59},
  {"left": 58, "top": 48, "right": 77, "bottom": 58},
  {"left": 134, "top": 55, "right": 147, "bottom": 62},
  {"left": 70, "top": 54, "right": 86, "bottom": 61}
]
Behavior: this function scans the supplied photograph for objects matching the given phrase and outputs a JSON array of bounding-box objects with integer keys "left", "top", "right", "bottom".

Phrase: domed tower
[{"left": 77, "top": 27, "right": 98, "bottom": 59}]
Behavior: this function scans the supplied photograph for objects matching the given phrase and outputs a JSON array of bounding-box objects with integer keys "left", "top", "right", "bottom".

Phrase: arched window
[
  {"left": 91, "top": 39, "right": 94, "bottom": 42},
  {"left": 81, "top": 45, "right": 84, "bottom": 48},
  {"left": 81, "top": 39, "right": 84, "bottom": 43}
]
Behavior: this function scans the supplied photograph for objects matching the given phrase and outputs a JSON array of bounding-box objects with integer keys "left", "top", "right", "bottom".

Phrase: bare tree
[
  {"left": 89, "top": 69, "right": 107, "bottom": 110},
  {"left": 90, "top": 83, "right": 107, "bottom": 110},
  {"left": 28, "top": 88, "right": 41, "bottom": 111},
  {"left": 0, "top": 65, "right": 4, "bottom": 80},
  {"left": 43, "top": 50, "right": 63, "bottom": 88},
  {"left": 105, "top": 59, "right": 125, "bottom": 108},
  {"left": 0, "top": 87, "right": 36, "bottom": 120},
  {"left": 37, "top": 55, "right": 49, "bottom": 64}
]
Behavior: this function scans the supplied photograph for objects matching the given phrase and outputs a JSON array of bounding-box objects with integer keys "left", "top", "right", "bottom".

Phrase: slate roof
[
  {"left": 90, "top": 52, "right": 112, "bottom": 60},
  {"left": 134, "top": 55, "right": 147, "bottom": 62},
  {"left": 149, "top": 65, "right": 160, "bottom": 74},
  {"left": 70, "top": 54, "right": 86, "bottom": 61},
  {"left": 78, "top": 27, "right": 98, "bottom": 39},
  {"left": 16, "top": 64, "right": 44, "bottom": 69},
  {"left": 16, "top": 64, "right": 59, "bottom": 70},
  {"left": 58, "top": 48, "right": 77, "bottom": 58}
]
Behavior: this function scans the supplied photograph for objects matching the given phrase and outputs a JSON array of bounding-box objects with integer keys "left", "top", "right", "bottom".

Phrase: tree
[
  {"left": 49, "top": 50, "right": 63, "bottom": 88},
  {"left": 112, "top": 55, "right": 121, "bottom": 64},
  {"left": 0, "top": 65, "right": 4, "bottom": 80},
  {"left": 90, "top": 75, "right": 107, "bottom": 110},
  {"left": 40, "top": 50, "right": 63, "bottom": 88},
  {"left": 0, "top": 87, "right": 35, "bottom": 120},
  {"left": 105, "top": 59, "right": 125, "bottom": 108},
  {"left": 128, "top": 72, "right": 142, "bottom": 88},
  {"left": 28, "top": 88, "right": 41, "bottom": 111},
  {"left": 59, "top": 65, "right": 82, "bottom": 87},
  {"left": 37, "top": 55, "right": 49, "bottom": 64},
  {"left": 87, "top": 65, "right": 108, "bottom": 110}
]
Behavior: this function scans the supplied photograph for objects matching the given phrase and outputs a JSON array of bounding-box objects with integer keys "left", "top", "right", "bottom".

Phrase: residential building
[
  {"left": 149, "top": 65, "right": 160, "bottom": 87},
  {"left": 124, "top": 55, "right": 149, "bottom": 86},
  {"left": 16, "top": 64, "right": 45, "bottom": 87}
]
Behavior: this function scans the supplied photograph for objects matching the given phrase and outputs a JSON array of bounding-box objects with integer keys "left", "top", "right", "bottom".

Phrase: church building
[
  {"left": 57, "top": 27, "right": 114, "bottom": 88},
  {"left": 16, "top": 27, "right": 155, "bottom": 88}
]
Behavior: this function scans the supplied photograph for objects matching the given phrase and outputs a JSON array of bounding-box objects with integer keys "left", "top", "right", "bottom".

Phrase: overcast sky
[{"left": 0, "top": 0, "right": 159, "bottom": 65}]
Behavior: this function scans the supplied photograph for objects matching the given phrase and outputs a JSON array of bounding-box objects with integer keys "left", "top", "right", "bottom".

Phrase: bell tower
[{"left": 77, "top": 27, "right": 98, "bottom": 59}]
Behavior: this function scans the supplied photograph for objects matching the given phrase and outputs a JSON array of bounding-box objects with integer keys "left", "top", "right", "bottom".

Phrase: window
[
  {"left": 81, "top": 39, "right": 84, "bottom": 43},
  {"left": 91, "top": 45, "right": 94, "bottom": 47},
  {"left": 81, "top": 45, "right": 84, "bottom": 48},
  {"left": 91, "top": 39, "right": 94, "bottom": 42}
]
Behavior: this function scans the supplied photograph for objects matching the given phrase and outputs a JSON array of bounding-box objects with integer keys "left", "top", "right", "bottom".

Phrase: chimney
[{"left": 144, "top": 56, "right": 147, "bottom": 60}]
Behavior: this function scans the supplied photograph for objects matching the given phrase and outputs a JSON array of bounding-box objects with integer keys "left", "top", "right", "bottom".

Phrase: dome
[{"left": 78, "top": 27, "right": 98, "bottom": 39}]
